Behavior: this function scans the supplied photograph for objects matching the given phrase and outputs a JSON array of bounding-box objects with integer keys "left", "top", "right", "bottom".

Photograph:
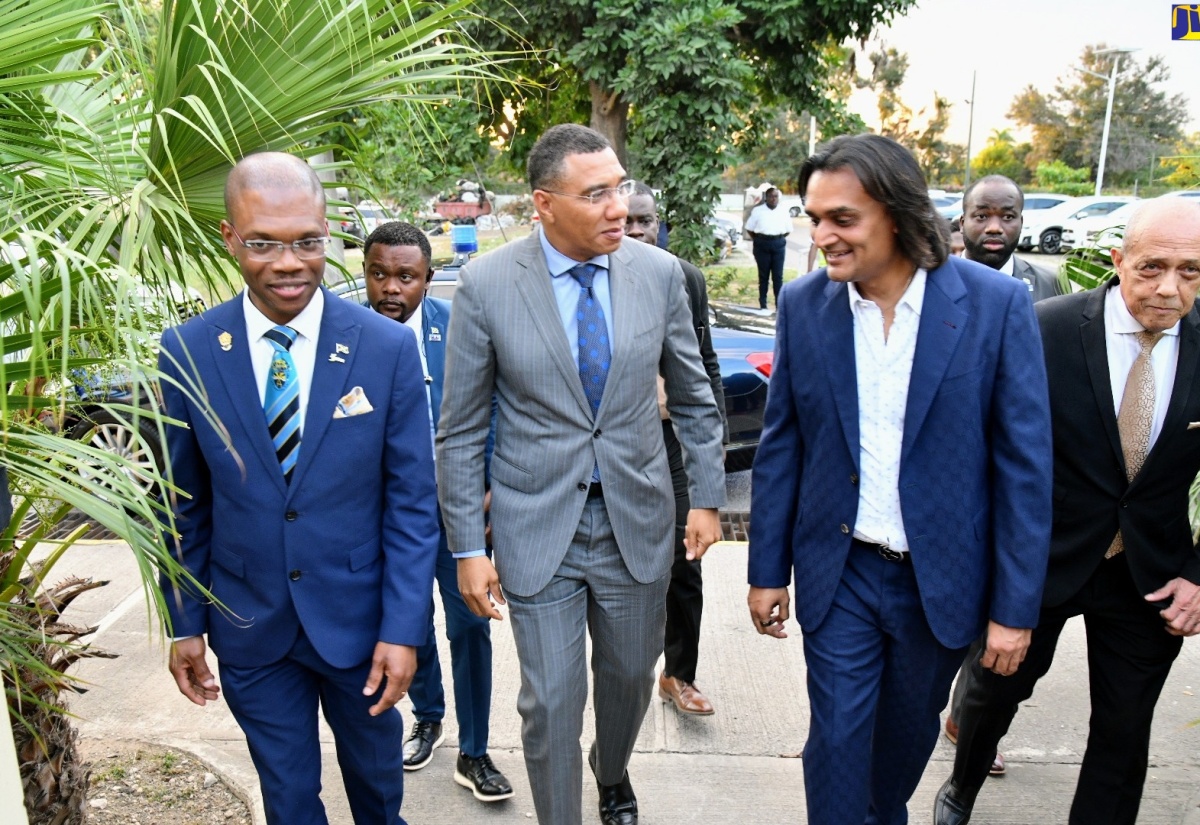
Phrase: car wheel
[
  {"left": 789, "top": 206, "right": 802, "bottom": 218},
  {"left": 68, "top": 409, "right": 163, "bottom": 495},
  {"left": 1039, "top": 229, "right": 1063, "bottom": 255}
]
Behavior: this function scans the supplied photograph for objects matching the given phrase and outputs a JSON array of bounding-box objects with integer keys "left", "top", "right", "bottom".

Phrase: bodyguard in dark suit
[
  {"left": 362, "top": 221, "right": 512, "bottom": 802},
  {"left": 942, "top": 174, "right": 1065, "bottom": 776},
  {"left": 623, "top": 184, "right": 728, "bottom": 716},
  {"left": 747, "top": 135, "right": 1053, "bottom": 825},
  {"left": 936, "top": 197, "right": 1200, "bottom": 825},
  {"left": 159, "top": 154, "right": 439, "bottom": 825}
]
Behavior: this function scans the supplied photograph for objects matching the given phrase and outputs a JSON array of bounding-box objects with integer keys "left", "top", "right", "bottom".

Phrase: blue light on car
[{"left": 451, "top": 225, "right": 478, "bottom": 255}]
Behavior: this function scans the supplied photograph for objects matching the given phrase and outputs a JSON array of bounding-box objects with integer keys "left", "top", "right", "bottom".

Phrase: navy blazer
[
  {"left": 158, "top": 289, "right": 440, "bottom": 669},
  {"left": 422, "top": 295, "right": 451, "bottom": 430},
  {"left": 748, "top": 256, "right": 1053, "bottom": 648}
]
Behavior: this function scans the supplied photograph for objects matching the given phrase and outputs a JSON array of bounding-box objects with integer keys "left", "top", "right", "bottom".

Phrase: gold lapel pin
[
  {"left": 328, "top": 353, "right": 346, "bottom": 364},
  {"left": 218, "top": 331, "right": 233, "bottom": 351},
  {"left": 336, "top": 343, "right": 350, "bottom": 355}
]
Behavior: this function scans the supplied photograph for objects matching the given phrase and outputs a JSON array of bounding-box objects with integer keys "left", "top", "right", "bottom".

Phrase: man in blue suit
[
  {"left": 158, "top": 153, "right": 440, "bottom": 825},
  {"left": 746, "top": 134, "right": 1053, "bottom": 825},
  {"left": 362, "top": 221, "right": 512, "bottom": 802}
]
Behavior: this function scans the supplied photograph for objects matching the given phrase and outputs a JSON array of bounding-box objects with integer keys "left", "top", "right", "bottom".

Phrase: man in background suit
[
  {"left": 623, "top": 183, "right": 727, "bottom": 716},
  {"left": 158, "top": 153, "right": 439, "bottom": 824},
  {"left": 362, "top": 221, "right": 512, "bottom": 802},
  {"left": 960, "top": 175, "right": 1063, "bottom": 302},
  {"left": 942, "top": 173, "right": 1064, "bottom": 776},
  {"left": 436, "top": 124, "right": 726, "bottom": 825},
  {"left": 936, "top": 197, "right": 1200, "bottom": 825},
  {"left": 747, "top": 134, "right": 1053, "bottom": 825}
]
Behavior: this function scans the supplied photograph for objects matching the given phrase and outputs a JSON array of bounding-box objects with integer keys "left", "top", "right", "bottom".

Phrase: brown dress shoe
[
  {"left": 658, "top": 673, "right": 714, "bottom": 715},
  {"left": 944, "top": 716, "right": 959, "bottom": 744}
]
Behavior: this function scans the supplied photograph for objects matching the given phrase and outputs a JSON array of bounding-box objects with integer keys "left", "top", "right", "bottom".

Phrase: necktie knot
[
  {"left": 264, "top": 325, "right": 298, "bottom": 352},
  {"left": 1136, "top": 329, "right": 1164, "bottom": 353},
  {"left": 569, "top": 262, "right": 597, "bottom": 292}
]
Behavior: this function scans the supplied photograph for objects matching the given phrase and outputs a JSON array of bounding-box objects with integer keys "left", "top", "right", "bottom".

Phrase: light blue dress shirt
[{"left": 538, "top": 230, "right": 615, "bottom": 362}]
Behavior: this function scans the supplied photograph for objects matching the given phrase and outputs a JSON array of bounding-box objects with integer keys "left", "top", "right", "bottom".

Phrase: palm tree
[{"left": 2, "top": 1, "right": 496, "bottom": 820}]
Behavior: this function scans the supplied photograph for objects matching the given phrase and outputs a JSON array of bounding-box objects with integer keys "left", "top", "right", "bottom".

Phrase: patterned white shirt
[
  {"left": 1104, "top": 284, "right": 1179, "bottom": 450},
  {"left": 848, "top": 269, "right": 927, "bottom": 552}
]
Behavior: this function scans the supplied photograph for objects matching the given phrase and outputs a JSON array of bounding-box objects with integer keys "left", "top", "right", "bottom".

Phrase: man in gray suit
[
  {"left": 435, "top": 124, "right": 726, "bottom": 825},
  {"left": 960, "top": 175, "right": 1063, "bottom": 302}
]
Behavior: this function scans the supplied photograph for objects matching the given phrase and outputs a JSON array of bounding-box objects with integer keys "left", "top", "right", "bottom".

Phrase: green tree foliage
[
  {"left": 1159, "top": 132, "right": 1200, "bottom": 189},
  {"left": 1034, "top": 160, "right": 1093, "bottom": 196},
  {"left": 970, "top": 130, "right": 1026, "bottom": 182},
  {"left": 1008, "top": 44, "right": 1188, "bottom": 186},
  {"left": 467, "top": 0, "right": 919, "bottom": 262}
]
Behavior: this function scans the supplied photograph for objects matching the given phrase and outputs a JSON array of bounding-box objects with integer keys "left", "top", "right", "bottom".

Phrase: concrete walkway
[{"left": 61, "top": 537, "right": 1200, "bottom": 824}]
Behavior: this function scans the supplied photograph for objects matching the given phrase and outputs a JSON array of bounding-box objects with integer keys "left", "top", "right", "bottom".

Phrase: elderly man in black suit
[{"left": 936, "top": 196, "right": 1200, "bottom": 825}]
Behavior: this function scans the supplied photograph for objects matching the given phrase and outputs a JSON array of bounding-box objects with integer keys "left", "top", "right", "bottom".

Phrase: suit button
[
  {"left": 850, "top": 474, "right": 859, "bottom": 484},
  {"left": 1121, "top": 500, "right": 1129, "bottom": 508},
  {"left": 285, "top": 510, "right": 298, "bottom": 522},
  {"left": 289, "top": 570, "right": 301, "bottom": 581},
  {"left": 593, "top": 429, "right": 602, "bottom": 438},
  {"left": 840, "top": 523, "right": 850, "bottom": 534},
  {"left": 577, "top": 482, "right": 588, "bottom": 492}
]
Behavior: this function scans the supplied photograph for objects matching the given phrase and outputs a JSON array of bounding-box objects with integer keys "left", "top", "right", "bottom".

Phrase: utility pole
[
  {"left": 964, "top": 71, "right": 976, "bottom": 188},
  {"left": 1089, "top": 47, "right": 1138, "bottom": 196}
]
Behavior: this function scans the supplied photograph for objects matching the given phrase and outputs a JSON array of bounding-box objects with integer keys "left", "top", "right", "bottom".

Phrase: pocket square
[
  {"left": 1189, "top": 421, "right": 1200, "bottom": 430},
  {"left": 333, "top": 386, "right": 374, "bottom": 418}
]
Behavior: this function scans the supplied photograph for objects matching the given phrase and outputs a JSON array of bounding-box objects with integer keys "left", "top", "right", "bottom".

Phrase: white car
[
  {"left": 1018, "top": 196, "right": 1138, "bottom": 254},
  {"left": 1163, "top": 190, "right": 1200, "bottom": 201},
  {"left": 1060, "top": 201, "right": 1140, "bottom": 252}
]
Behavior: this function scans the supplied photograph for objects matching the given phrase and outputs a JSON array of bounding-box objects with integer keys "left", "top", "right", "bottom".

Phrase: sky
[{"left": 845, "top": 0, "right": 1200, "bottom": 149}]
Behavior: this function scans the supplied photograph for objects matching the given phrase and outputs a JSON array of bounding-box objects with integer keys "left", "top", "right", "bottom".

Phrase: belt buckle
[{"left": 877, "top": 544, "right": 905, "bottom": 562}]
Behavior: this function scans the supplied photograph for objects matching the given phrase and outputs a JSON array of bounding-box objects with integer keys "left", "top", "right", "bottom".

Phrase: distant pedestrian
[{"left": 744, "top": 187, "right": 790, "bottom": 310}]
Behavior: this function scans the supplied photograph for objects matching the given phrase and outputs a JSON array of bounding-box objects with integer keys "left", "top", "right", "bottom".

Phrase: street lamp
[{"left": 1078, "top": 47, "right": 1138, "bottom": 196}]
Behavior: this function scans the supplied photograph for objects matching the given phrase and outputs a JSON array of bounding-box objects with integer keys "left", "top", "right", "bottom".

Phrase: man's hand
[
  {"left": 980, "top": 620, "right": 1032, "bottom": 676},
  {"left": 684, "top": 508, "right": 722, "bottom": 561},
  {"left": 748, "top": 586, "right": 790, "bottom": 639},
  {"left": 1145, "top": 578, "right": 1200, "bottom": 636},
  {"left": 458, "top": 555, "right": 505, "bottom": 621},
  {"left": 363, "top": 642, "right": 416, "bottom": 716},
  {"left": 169, "top": 636, "right": 220, "bottom": 706}
]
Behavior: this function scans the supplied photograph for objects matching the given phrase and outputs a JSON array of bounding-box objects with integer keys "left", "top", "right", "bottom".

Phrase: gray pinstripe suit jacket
[{"left": 435, "top": 229, "right": 726, "bottom": 597}]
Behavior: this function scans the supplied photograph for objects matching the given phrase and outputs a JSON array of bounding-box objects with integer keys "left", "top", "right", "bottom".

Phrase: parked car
[
  {"left": 1164, "top": 190, "right": 1200, "bottom": 201},
  {"left": 331, "top": 272, "right": 774, "bottom": 473},
  {"left": 709, "top": 215, "right": 743, "bottom": 246},
  {"left": 1060, "top": 201, "right": 1140, "bottom": 252},
  {"left": 1018, "top": 196, "right": 1138, "bottom": 254}
]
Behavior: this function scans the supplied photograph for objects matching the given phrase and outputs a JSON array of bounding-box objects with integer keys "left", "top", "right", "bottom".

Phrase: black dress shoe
[
  {"left": 933, "top": 778, "right": 975, "bottom": 825},
  {"left": 454, "top": 752, "right": 514, "bottom": 802},
  {"left": 402, "top": 720, "right": 444, "bottom": 771},
  {"left": 589, "top": 747, "right": 637, "bottom": 825}
]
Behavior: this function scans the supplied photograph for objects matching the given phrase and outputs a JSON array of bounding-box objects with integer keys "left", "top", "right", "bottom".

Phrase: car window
[{"left": 1025, "top": 198, "right": 1064, "bottom": 210}]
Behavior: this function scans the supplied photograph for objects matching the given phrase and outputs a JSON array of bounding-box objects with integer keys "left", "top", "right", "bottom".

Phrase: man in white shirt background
[{"left": 744, "top": 186, "right": 792, "bottom": 311}]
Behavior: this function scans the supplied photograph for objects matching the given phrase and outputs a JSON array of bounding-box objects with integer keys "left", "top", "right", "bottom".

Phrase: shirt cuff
[{"left": 452, "top": 548, "right": 488, "bottom": 559}]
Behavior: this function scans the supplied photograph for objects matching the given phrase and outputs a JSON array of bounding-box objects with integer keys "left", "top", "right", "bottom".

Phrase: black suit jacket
[
  {"left": 1014, "top": 257, "right": 1064, "bottom": 303},
  {"left": 1037, "top": 277, "right": 1200, "bottom": 607}
]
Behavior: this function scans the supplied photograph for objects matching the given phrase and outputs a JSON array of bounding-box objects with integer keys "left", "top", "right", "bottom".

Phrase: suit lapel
[
  {"left": 1080, "top": 282, "right": 1124, "bottom": 471},
  {"left": 205, "top": 300, "right": 288, "bottom": 497},
  {"left": 1142, "top": 307, "right": 1200, "bottom": 475},
  {"left": 288, "top": 294, "right": 362, "bottom": 491},
  {"left": 600, "top": 243, "right": 639, "bottom": 418},
  {"left": 817, "top": 279, "right": 860, "bottom": 467},
  {"left": 512, "top": 232, "right": 593, "bottom": 420},
  {"left": 423, "top": 298, "right": 446, "bottom": 429},
  {"left": 902, "top": 262, "right": 968, "bottom": 461}
]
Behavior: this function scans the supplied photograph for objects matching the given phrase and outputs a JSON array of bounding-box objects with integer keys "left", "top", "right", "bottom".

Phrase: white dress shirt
[
  {"left": 243, "top": 288, "right": 323, "bottom": 434},
  {"left": 745, "top": 203, "right": 793, "bottom": 237},
  {"left": 402, "top": 301, "right": 436, "bottom": 452},
  {"left": 849, "top": 269, "right": 928, "bottom": 553},
  {"left": 1104, "top": 284, "right": 1179, "bottom": 449}
]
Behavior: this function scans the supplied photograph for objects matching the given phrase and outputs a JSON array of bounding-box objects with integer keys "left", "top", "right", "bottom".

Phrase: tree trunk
[{"left": 589, "top": 81, "right": 629, "bottom": 168}]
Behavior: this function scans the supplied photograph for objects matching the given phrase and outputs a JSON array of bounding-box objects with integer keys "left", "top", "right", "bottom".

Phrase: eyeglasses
[
  {"left": 541, "top": 179, "right": 637, "bottom": 206},
  {"left": 228, "top": 226, "right": 331, "bottom": 262}
]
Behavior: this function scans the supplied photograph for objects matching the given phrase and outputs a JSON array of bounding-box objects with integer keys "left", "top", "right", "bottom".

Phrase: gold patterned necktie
[{"left": 1107, "top": 329, "right": 1165, "bottom": 558}]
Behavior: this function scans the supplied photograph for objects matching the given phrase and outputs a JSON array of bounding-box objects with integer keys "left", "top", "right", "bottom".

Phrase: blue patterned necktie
[
  {"left": 262, "top": 325, "right": 301, "bottom": 483},
  {"left": 569, "top": 262, "right": 610, "bottom": 418}
]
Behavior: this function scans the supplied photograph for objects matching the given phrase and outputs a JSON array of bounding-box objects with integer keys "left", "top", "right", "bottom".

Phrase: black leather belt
[
  {"left": 587, "top": 482, "right": 604, "bottom": 499},
  {"left": 852, "top": 537, "right": 909, "bottom": 562},
  {"left": 754, "top": 233, "right": 788, "bottom": 239}
]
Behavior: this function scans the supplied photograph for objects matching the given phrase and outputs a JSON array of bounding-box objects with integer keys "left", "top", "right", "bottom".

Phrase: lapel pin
[
  {"left": 218, "top": 331, "right": 233, "bottom": 351},
  {"left": 328, "top": 353, "right": 346, "bottom": 363},
  {"left": 336, "top": 343, "right": 350, "bottom": 355},
  {"left": 429, "top": 327, "right": 442, "bottom": 342}
]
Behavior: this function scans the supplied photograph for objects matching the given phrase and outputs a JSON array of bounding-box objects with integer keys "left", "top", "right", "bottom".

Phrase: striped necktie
[{"left": 263, "top": 325, "right": 301, "bottom": 483}]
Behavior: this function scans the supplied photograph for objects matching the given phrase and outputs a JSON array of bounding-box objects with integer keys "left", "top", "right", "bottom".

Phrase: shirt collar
[
  {"left": 847, "top": 268, "right": 927, "bottom": 317},
  {"left": 1105, "top": 282, "right": 1181, "bottom": 337},
  {"left": 538, "top": 228, "right": 611, "bottom": 278},
  {"left": 242, "top": 286, "right": 325, "bottom": 343}
]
